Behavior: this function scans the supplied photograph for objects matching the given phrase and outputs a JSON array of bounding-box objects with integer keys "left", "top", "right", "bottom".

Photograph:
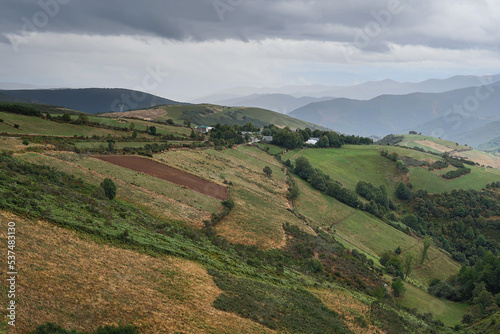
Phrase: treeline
[
  {"left": 270, "top": 126, "right": 372, "bottom": 150},
  {"left": 428, "top": 251, "right": 500, "bottom": 324},
  {"left": 356, "top": 181, "right": 395, "bottom": 218},
  {"left": 442, "top": 167, "right": 471, "bottom": 179},
  {"left": 0, "top": 103, "right": 43, "bottom": 117},
  {"left": 406, "top": 188, "right": 500, "bottom": 268}
]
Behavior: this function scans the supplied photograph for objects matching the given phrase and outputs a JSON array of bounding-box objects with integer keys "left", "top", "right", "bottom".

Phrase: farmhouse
[
  {"left": 261, "top": 136, "right": 273, "bottom": 142},
  {"left": 305, "top": 137, "right": 320, "bottom": 145},
  {"left": 195, "top": 125, "right": 213, "bottom": 134}
]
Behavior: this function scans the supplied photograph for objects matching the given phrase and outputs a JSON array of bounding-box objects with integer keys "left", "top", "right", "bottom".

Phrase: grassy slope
[
  {"left": 283, "top": 145, "right": 402, "bottom": 196},
  {"left": 0, "top": 112, "right": 150, "bottom": 138},
  {"left": 0, "top": 211, "right": 273, "bottom": 334},
  {"left": 17, "top": 152, "right": 216, "bottom": 226},
  {"left": 285, "top": 145, "right": 499, "bottom": 195},
  {"left": 397, "top": 282, "right": 470, "bottom": 327},
  {"left": 155, "top": 146, "right": 312, "bottom": 248},
  {"left": 132, "top": 104, "right": 327, "bottom": 130}
]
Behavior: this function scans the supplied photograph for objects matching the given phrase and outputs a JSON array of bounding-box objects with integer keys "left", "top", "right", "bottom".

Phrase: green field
[
  {"left": 409, "top": 165, "right": 499, "bottom": 193},
  {"left": 283, "top": 146, "right": 401, "bottom": 195},
  {"left": 400, "top": 134, "right": 469, "bottom": 152},
  {"left": 0, "top": 112, "right": 149, "bottom": 138},
  {"left": 397, "top": 282, "right": 469, "bottom": 327}
]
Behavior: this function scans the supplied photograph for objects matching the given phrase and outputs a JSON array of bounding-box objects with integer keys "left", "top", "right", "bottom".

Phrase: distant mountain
[
  {"left": 0, "top": 88, "right": 186, "bottom": 114},
  {"left": 213, "top": 94, "right": 334, "bottom": 114},
  {"left": 289, "top": 82, "right": 500, "bottom": 138},
  {"left": 447, "top": 121, "right": 500, "bottom": 148},
  {"left": 478, "top": 136, "right": 500, "bottom": 153},
  {"left": 198, "top": 74, "right": 500, "bottom": 101}
]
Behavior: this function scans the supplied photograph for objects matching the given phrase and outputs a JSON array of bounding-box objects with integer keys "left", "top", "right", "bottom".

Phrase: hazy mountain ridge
[
  {"left": 289, "top": 82, "right": 500, "bottom": 140},
  {"left": 0, "top": 88, "right": 187, "bottom": 114}
]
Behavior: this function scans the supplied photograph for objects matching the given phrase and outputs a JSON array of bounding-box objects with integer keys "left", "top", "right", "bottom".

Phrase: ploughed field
[{"left": 94, "top": 155, "right": 228, "bottom": 200}]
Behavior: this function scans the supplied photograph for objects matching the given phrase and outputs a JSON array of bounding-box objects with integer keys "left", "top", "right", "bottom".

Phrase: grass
[
  {"left": 155, "top": 146, "right": 311, "bottom": 248},
  {"left": 253, "top": 142, "right": 286, "bottom": 155},
  {"left": 210, "top": 269, "right": 352, "bottom": 334},
  {"left": 282, "top": 145, "right": 401, "bottom": 195},
  {"left": 397, "top": 282, "right": 469, "bottom": 327},
  {"left": 16, "top": 152, "right": 216, "bottom": 225},
  {"left": 408, "top": 165, "right": 499, "bottom": 193},
  {"left": 0, "top": 211, "right": 273, "bottom": 334},
  {"left": 0, "top": 112, "right": 147, "bottom": 138},
  {"left": 400, "top": 135, "right": 469, "bottom": 151}
]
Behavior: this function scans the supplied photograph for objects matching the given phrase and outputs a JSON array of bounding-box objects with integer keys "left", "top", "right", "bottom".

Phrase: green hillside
[
  {"left": 1, "top": 113, "right": 499, "bottom": 333},
  {"left": 107, "top": 103, "right": 328, "bottom": 130}
]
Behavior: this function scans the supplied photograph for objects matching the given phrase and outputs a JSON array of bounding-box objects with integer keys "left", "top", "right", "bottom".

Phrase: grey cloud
[{"left": 1, "top": 0, "right": 498, "bottom": 52}]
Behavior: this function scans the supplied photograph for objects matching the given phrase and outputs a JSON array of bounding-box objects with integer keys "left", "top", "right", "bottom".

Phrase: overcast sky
[{"left": 1, "top": 0, "right": 499, "bottom": 101}]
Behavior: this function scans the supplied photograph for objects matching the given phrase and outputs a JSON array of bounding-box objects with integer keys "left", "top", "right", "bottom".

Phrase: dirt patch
[
  {"left": 453, "top": 151, "right": 500, "bottom": 169},
  {"left": 103, "top": 108, "right": 167, "bottom": 120},
  {"left": 94, "top": 155, "right": 228, "bottom": 200},
  {"left": 413, "top": 140, "right": 451, "bottom": 153}
]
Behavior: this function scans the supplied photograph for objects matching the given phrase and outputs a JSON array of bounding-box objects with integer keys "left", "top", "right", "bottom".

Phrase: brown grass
[
  {"left": 0, "top": 211, "right": 274, "bottom": 334},
  {"left": 104, "top": 109, "right": 167, "bottom": 120}
]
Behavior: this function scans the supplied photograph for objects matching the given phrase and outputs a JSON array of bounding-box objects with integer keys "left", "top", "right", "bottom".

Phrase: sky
[{"left": 1, "top": 0, "right": 499, "bottom": 101}]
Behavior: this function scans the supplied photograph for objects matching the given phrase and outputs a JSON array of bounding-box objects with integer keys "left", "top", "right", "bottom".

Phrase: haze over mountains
[
  {"left": 0, "top": 88, "right": 186, "bottom": 114},
  {"left": 1, "top": 74, "right": 499, "bottom": 150}
]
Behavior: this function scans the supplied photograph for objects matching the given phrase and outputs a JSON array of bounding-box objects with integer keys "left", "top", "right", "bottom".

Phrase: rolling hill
[
  {"left": 212, "top": 93, "right": 333, "bottom": 114},
  {"left": 0, "top": 88, "right": 187, "bottom": 114},
  {"left": 105, "top": 103, "right": 329, "bottom": 130},
  {"left": 289, "top": 82, "right": 500, "bottom": 138},
  {"left": 1, "top": 110, "right": 499, "bottom": 333}
]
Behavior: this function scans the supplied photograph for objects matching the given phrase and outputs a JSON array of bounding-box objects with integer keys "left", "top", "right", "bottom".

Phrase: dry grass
[
  {"left": 310, "top": 288, "right": 380, "bottom": 334},
  {"left": 0, "top": 211, "right": 274, "bottom": 334}
]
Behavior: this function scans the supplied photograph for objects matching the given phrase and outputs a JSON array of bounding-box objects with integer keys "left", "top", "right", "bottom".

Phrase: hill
[
  {"left": 2, "top": 113, "right": 499, "bottom": 333},
  {"left": 213, "top": 93, "right": 333, "bottom": 114},
  {"left": 289, "top": 82, "right": 500, "bottom": 138},
  {"left": 0, "top": 88, "right": 187, "bottom": 114},
  {"left": 478, "top": 136, "right": 500, "bottom": 154},
  {"left": 105, "top": 103, "right": 328, "bottom": 130}
]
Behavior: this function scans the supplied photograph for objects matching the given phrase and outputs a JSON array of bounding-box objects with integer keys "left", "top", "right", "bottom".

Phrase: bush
[
  {"left": 392, "top": 278, "right": 406, "bottom": 297},
  {"left": 100, "top": 178, "right": 117, "bottom": 200}
]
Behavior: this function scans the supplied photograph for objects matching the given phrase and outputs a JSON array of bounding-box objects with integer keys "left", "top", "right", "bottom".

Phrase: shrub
[{"left": 100, "top": 178, "right": 117, "bottom": 200}]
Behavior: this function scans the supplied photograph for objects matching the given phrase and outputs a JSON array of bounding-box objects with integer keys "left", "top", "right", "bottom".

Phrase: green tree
[
  {"left": 396, "top": 182, "right": 412, "bottom": 201},
  {"left": 316, "top": 135, "right": 330, "bottom": 148},
  {"left": 183, "top": 119, "right": 192, "bottom": 128},
  {"left": 421, "top": 235, "right": 432, "bottom": 265},
  {"left": 149, "top": 126, "right": 157, "bottom": 136},
  {"left": 263, "top": 166, "right": 273, "bottom": 177},
  {"left": 22, "top": 139, "right": 29, "bottom": 146},
  {"left": 61, "top": 113, "right": 71, "bottom": 122},
  {"left": 100, "top": 178, "right": 117, "bottom": 200},
  {"left": 403, "top": 253, "right": 414, "bottom": 280},
  {"left": 392, "top": 278, "right": 406, "bottom": 297},
  {"left": 78, "top": 113, "right": 89, "bottom": 124},
  {"left": 131, "top": 129, "right": 138, "bottom": 139}
]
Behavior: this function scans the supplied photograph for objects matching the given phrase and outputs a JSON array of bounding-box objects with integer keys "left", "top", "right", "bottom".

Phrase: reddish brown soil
[{"left": 94, "top": 155, "right": 228, "bottom": 200}]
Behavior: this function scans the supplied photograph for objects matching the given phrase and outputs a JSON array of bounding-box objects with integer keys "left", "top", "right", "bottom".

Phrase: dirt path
[{"left": 94, "top": 155, "right": 228, "bottom": 200}]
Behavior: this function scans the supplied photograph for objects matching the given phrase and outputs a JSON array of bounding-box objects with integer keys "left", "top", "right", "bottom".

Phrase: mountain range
[{"left": 0, "top": 88, "right": 186, "bottom": 114}]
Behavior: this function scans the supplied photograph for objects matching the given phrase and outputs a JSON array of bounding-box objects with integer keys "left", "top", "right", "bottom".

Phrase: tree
[
  {"left": 61, "top": 113, "right": 71, "bottom": 122},
  {"left": 183, "top": 119, "right": 191, "bottom": 128},
  {"left": 421, "top": 235, "right": 432, "bottom": 265},
  {"left": 131, "top": 129, "right": 138, "bottom": 139},
  {"left": 149, "top": 126, "right": 157, "bottom": 136},
  {"left": 22, "top": 139, "right": 29, "bottom": 146},
  {"left": 396, "top": 182, "right": 412, "bottom": 201},
  {"left": 263, "top": 166, "right": 273, "bottom": 177},
  {"left": 392, "top": 278, "right": 406, "bottom": 297},
  {"left": 403, "top": 253, "right": 414, "bottom": 280},
  {"left": 316, "top": 135, "right": 330, "bottom": 148},
  {"left": 78, "top": 113, "right": 89, "bottom": 124},
  {"left": 100, "top": 178, "right": 117, "bottom": 200}
]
